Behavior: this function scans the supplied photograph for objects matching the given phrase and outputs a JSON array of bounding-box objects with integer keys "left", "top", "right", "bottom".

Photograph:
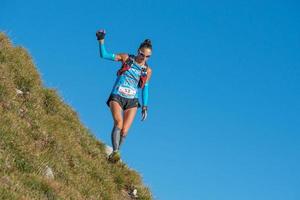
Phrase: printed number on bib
[{"left": 118, "top": 86, "right": 136, "bottom": 98}]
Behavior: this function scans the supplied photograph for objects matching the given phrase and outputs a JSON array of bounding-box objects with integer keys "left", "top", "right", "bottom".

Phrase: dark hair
[{"left": 139, "top": 39, "right": 152, "bottom": 50}]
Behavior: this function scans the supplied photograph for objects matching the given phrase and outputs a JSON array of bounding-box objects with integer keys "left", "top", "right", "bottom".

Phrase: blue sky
[{"left": 1, "top": 0, "right": 300, "bottom": 199}]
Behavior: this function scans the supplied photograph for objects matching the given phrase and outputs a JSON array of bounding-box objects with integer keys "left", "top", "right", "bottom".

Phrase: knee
[
  {"left": 121, "top": 127, "right": 129, "bottom": 136},
  {"left": 114, "top": 119, "right": 123, "bottom": 129}
]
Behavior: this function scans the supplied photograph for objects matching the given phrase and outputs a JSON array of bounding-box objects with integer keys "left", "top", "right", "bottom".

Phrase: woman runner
[{"left": 96, "top": 29, "right": 153, "bottom": 162}]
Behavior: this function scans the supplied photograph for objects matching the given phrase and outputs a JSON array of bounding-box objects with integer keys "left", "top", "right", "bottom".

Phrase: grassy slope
[{"left": 0, "top": 33, "right": 152, "bottom": 200}]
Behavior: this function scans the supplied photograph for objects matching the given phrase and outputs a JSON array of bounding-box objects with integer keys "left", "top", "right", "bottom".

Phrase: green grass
[
  {"left": 0, "top": 187, "right": 18, "bottom": 200},
  {"left": 0, "top": 32, "right": 152, "bottom": 200}
]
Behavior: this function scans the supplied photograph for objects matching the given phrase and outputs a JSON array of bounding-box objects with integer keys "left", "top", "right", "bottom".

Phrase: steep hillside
[{"left": 0, "top": 33, "right": 152, "bottom": 200}]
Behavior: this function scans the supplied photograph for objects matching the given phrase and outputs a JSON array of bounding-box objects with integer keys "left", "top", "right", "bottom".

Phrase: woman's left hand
[{"left": 141, "top": 106, "right": 148, "bottom": 121}]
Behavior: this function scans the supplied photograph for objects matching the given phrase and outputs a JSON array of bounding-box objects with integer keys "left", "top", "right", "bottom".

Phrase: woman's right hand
[{"left": 96, "top": 29, "right": 106, "bottom": 40}]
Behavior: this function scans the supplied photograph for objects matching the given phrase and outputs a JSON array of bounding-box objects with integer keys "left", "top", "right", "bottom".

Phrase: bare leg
[
  {"left": 109, "top": 101, "right": 123, "bottom": 128},
  {"left": 109, "top": 101, "right": 123, "bottom": 151},
  {"left": 119, "top": 107, "right": 138, "bottom": 148}
]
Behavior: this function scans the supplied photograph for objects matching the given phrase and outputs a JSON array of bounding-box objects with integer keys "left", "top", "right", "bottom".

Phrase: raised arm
[{"left": 96, "top": 29, "right": 129, "bottom": 62}]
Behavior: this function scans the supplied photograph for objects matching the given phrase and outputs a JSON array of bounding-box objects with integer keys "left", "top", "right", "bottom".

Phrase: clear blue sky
[{"left": 1, "top": 0, "right": 300, "bottom": 199}]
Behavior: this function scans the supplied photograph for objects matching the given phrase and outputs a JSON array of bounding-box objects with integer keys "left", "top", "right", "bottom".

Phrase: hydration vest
[{"left": 117, "top": 55, "right": 148, "bottom": 89}]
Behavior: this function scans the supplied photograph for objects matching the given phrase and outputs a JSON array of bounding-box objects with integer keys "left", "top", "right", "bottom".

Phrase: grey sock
[
  {"left": 119, "top": 135, "right": 126, "bottom": 150},
  {"left": 111, "top": 126, "right": 121, "bottom": 151}
]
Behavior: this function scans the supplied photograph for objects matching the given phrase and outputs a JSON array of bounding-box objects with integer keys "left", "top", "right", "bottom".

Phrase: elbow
[{"left": 99, "top": 44, "right": 105, "bottom": 58}]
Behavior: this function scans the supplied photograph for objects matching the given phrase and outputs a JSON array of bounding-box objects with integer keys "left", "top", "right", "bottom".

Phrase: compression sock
[
  {"left": 119, "top": 135, "right": 126, "bottom": 150},
  {"left": 111, "top": 126, "right": 121, "bottom": 151}
]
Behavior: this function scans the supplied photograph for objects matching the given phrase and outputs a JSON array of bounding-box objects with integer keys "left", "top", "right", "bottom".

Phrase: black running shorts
[{"left": 106, "top": 94, "right": 141, "bottom": 110}]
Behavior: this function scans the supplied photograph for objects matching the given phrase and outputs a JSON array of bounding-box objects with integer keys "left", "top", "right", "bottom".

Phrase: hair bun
[
  {"left": 139, "top": 39, "right": 153, "bottom": 50},
  {"left": 144, "top": 39, "right": 152, "bottom": 45}
]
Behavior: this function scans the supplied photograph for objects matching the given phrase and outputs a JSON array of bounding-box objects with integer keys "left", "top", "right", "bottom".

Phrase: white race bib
[{"left": 118, "top": 86, "right": 136, "bottom": 98}]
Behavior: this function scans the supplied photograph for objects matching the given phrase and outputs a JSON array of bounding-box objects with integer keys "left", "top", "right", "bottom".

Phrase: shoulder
[
  {"left": 146, "top": 66, "right": 152, "bottom": 74},
  {"left": 115, "top": 53, "right": 129, "bottom": 62},
  {"left": 146, "top": 66, "right": 152, "bottom": 82}
]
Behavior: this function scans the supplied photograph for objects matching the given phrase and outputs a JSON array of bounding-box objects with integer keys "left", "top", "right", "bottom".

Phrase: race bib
[{"left": 118, "top": 86, "right": 136, "bottom": 98}]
